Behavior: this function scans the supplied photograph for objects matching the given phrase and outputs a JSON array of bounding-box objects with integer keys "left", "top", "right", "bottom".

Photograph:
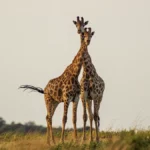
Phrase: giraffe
[
  {"left": 19, "top": 17, "right": 94, "bottom": 145},
  {"left": 73, "top": 18, "right": 105, "bottom": 142}
]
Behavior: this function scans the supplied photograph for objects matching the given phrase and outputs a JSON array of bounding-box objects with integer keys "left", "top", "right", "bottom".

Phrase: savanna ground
[{"left": 0, "top": 129, "right": 150, "bottom": 150}]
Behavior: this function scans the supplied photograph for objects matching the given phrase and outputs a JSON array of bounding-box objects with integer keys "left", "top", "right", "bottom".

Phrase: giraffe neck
[
  {"left": 79, "top": 34, "right": 95, "bottom": 76},
  {"left": 80, "top": 34, "right": 84, "bottom": 44},
  {"left": 63, "top": 42, "right": 87, "bottom": 78},
  {"left": 71, "top": 42, "right": 87, "bottom": 77},
  {"left": 82, "top": 46, "right": 97, "bottom": 77},
  {"left": 79, "top": 34, "right": 95, "bottom": 72}
]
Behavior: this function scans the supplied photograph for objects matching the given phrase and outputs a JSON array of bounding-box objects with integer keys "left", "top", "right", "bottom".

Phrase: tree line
[
  {"left": 0, "top": 117, "right": 90, "bottom": 134},
  {"left": 0, "top": 117, "right": 47, "bottom": 134}
]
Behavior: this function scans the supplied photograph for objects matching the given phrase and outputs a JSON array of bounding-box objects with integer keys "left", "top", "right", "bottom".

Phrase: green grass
[{"left": 0, "top": 130, "right": 150, "bottom": 150}]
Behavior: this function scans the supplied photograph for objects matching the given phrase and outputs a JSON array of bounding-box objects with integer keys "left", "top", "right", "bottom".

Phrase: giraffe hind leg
[
  {"left": 94, "top": 97, "right": 102, "bottom": 142},
  {"left": 45, "top": 96, "right": 59, "bottom": 145},
  {"left": 46, "top": 115, "right": 50, "bottom": 145},
  {"left": 81, "top": 93, "right": 88, "bottom": 141},
  {"left": 50, "top": 101, "right": 59, "bottom": 144}
]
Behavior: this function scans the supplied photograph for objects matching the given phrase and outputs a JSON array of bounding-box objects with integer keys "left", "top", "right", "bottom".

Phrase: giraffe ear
[
  {"left": 84, "top": 21, "right": 88, "bottom": 26},
  {"left": 91, "top": 31, "right": 95, "bottom": 36},
  {"left": 73, "top": 21, "right": 77, "bottom": 25}
]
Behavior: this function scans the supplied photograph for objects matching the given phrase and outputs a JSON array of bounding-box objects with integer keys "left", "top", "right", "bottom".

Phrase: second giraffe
[{"left": 73, "top": 17, "right": 105, "bottom": 142}]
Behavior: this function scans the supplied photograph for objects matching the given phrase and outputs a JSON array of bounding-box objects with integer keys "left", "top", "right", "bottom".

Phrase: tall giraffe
[
  {"left": 19, "top": 17, "right": 94, "bottom": 145},
  {"left": 73, "top": 18, "right": 105, "bottom": 142}
]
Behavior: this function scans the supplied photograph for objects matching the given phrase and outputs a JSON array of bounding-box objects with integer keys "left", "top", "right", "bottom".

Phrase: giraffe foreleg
[
  {"left": 86, "top": 100, "right": 94, "bottom": 142},
  {"left": 81, "top": 93, "right": 87, "bottom": 141},
  {"left": 72, "top": 95, "right": 79, "bottom": 141}
]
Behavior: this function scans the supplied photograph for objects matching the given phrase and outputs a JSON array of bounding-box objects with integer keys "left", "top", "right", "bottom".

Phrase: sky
[{"left": 0, "top": 0, "right": 150, "bottom": 131}]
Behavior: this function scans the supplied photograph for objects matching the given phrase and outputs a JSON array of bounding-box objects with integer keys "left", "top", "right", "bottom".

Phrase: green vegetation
[{"left": 0, "top": 117, "right": 150, "bottom": 150}]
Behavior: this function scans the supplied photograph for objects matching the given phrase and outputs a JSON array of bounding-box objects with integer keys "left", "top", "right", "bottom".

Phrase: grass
[{"left": 0, "top": 130, "right": 150, "bottom": 150}]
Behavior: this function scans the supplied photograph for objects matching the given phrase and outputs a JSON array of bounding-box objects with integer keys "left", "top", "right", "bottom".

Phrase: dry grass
[{"left": 0, "top": 130, "right": 150, "bottom": 150}]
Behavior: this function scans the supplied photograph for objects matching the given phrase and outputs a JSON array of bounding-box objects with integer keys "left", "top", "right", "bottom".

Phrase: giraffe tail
[{"left": 19, "top": 85, "right": 44, "bottom": 94}]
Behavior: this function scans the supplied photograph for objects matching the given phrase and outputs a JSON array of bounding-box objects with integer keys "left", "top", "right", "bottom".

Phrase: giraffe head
[
  {"left": 73, "top": 16, "right": 88, "bottom": 34},
  {"left": 82, "top": 27, "right": 95, "bottom": 46}
]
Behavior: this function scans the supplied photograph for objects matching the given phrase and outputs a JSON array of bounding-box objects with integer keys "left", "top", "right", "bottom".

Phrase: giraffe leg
[
  {"left": 93, "top": 99, "right": 101, "bottom": 142},
  {"left": 46, "top": 115, "right": 50, "bottom": 145},
  {"left": 81, "top": 93, "right": 87, "bottom": 141},
  {"left": 45, "top": 95, "right": 52, "bottom": 145},
  {"left": 45, "top": 96, "right": 59, "bottom": 145},
  {"left": 60, "top": 101, "right": 70, "bottom": 143},
  {"left": 72, "top": 96, "right": 79, "bottom": 141},
  {"left": 45, "top": 102, "right": 53, "bottom": 145},
  {"left": 86, "top": 100, "right": 94, "bottom": 142},
  {"left": 50, "top": 101, "right": 59, "bottom": 144}
]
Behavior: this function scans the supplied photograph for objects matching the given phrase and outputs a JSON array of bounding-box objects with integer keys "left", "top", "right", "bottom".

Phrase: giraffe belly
[
  {"left": 66, "top": 94, "right": 79, "bottom": 103},
  {"left": 73, "top": 94, "right": 79, "bottom": 102},
  {"left": 68, "top": 97, "right": 74, "bottom": 103},
  {"left": 90, "top": 91, "right": 96, "bottom": 99},
  {"left": 81, "top": 91, "right": 90, "bottom": 100}
]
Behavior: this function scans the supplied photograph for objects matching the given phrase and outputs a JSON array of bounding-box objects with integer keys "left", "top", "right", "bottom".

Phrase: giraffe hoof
[
  {"left": 82, "top": 137, "right": 86, "bottom": 141},
  {"left": 74, "top": 138, "right": 78, "bottom": 143},
  {"left": 81, "top": 138, "right": 86, "bottom": 144},
  {"left": 52, "top": 140, "right": 55, "bottom": 145},
  {"left": 89, "top": 138, "right": 93, "bottom": 142},
  {"left": 47, "top": 140, "right": 50, "bottom": 146},
  {"left": 96, "top": 138, "right": 100, "bottom": 143},
  {"left": 73, "top": 134, "right": 77, "bottom": 142},
  {"left": 60, "top": 139, "right": 64, "bottom": 144}
]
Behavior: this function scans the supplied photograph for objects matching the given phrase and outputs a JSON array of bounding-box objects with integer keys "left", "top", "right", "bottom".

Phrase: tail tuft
[{"left": 19, "top": 85, "right": 44, "bottom": 94}]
